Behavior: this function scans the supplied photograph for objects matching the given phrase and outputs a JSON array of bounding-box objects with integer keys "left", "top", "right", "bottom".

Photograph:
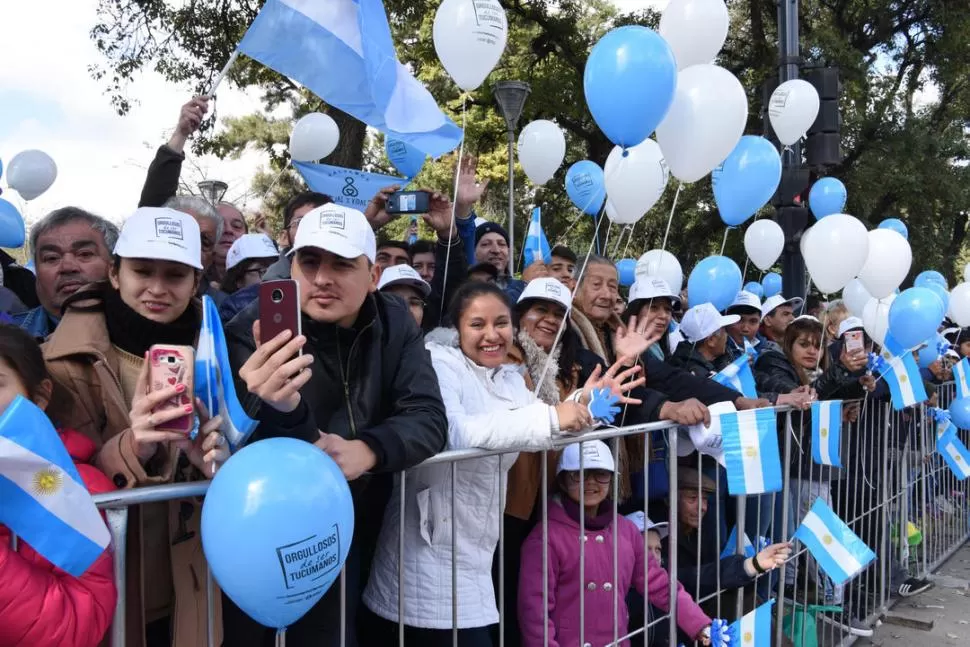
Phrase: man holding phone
[{"left": 225, "top": 202, "right": 448, "bottom": 647}]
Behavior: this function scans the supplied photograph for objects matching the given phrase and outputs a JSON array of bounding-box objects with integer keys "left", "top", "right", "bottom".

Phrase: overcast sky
[{"left": 0, "top": 0, "right": 667, "bottom": 226}]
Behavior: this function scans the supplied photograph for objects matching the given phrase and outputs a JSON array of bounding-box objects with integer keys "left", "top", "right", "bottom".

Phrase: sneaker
[
  {"left": 818, "top": 611, "right": 875, "bottom": 637},
  {"left": 898, "top": 576, "right": 934, "bottom": 597}
]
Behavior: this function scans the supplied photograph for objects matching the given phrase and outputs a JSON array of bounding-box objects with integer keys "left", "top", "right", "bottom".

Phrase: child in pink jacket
[{"left": 519, "top": 441, "right": 711, "bottom": 647}]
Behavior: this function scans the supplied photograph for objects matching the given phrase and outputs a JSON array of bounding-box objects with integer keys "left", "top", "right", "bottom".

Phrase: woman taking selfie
[{"left": 42, "top": 206, "right": 229, "bottom": 647}]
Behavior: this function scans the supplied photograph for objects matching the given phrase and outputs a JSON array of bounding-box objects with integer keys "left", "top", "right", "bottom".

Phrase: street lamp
[
  {"left": 493, "top": 80, "right": 530, "bottom": 276},
  {"left": 198, "top": 180, "right": 229, "bottom": 206}
]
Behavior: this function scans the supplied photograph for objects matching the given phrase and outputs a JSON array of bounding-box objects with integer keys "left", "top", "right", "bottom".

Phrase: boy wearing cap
[
  {"left": 226, "top": 203, "right": 448, "bottom": 647},
  {"left": 670, "top": 303, "right": 739, "bottom": 378},
  {"left": 759, "top": 294, "right": 803, "bottom": 351},
  {"left": 724, "top": 291, "right": 762, "bottom": 361},
  {"left": 377, "top": 264, "right": 431, "bottom": 328},
  {"left": 474, "top": 220, "right": 528, "bottom": 300}
]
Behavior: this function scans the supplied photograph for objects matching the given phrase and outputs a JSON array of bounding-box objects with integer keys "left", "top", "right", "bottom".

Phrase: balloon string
[
  {"left": 275, "top": 628, "right": 286, "bottom": 647},
  {"left": 660, "top": 182, "right": 683, "bottom": 252},
  {"left": 621, "top": 221, "right": 638, "bottom": 259},
  {"left": 741, "top": 256, "right": 751, "bottom": 284},
  {"left": 611, "top": 225, "right": 630, "bottom": 259},
  {"left": 720, "top": 228, "right": 730, "bottom": 256},
  {"left": 438, "top": 94, "right": 467, "bottom": 324}
]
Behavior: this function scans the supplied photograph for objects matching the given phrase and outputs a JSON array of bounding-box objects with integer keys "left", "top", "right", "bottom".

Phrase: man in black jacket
[
  {"left": 670, "top": 303, "right": 739, "bottom": 378},
  {"left": 225, "top": 202, "right": 448, "bottom": 647}
]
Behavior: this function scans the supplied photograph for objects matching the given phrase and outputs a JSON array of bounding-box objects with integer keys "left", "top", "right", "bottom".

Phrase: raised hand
[
  {"left": 454, "top": 155, "right": 489, "bottom": 220},
  {"left": 421, "top": 190, "right": 458, "bottom": 240},
  {"left": 169, "top": 96, "right": 210, "bottom": 152},
  {"left": 363, "top": 184, "right": 402, "bottom": 231},
  {"left": 238, "top": 321, "right": 314, "bottom": 413},
  {"left": 581, "top": 360, "right": 644, "bottom": 408}
]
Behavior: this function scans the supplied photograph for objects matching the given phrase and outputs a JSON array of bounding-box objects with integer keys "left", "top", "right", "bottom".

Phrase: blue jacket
[{"left": 11, "top": 306, "right": 57, "bottom": 340}]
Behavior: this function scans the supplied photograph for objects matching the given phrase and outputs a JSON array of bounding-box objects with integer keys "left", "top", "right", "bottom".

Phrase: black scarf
[{"left": 104, "top": 286, "right": 198, "bottom": 357}]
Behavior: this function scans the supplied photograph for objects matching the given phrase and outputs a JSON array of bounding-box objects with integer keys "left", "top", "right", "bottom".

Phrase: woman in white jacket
[{"left": 362, "top": 281, "right": 638, "bottom": 645}]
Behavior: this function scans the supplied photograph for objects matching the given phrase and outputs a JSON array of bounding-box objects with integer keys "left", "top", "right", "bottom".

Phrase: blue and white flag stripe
[
  {"left": 0, "top": 396, "right": 110, "bottom": 576},
  {"left": 811, "top": 400, "right": 843, "bottom": 467},
  {"left": 878, "top": 335, "right": 927, "bottom": 411},
  {"left": 794, "top": 500, "right": 875, "bottom": 586},
  {"left": 712, "top": 354, "right": 758, "bottom": 399},
  {"left": 955, "top": 358, "right": 970, "bottom": 400},
  {"left": 729, "top": 599, "right": 775, "bottom": 647},
  {"left": 936, "top": 427, "right": 970, "bottom": 480},
  {"left": 721, "top": 409, "right": 783, "bottom": 495},
  {"left": 720, "top": 525, "right": 769, "bottom": 559},
  {"left": 523, "top": 207, "right": 551, "bottom": 267},
  {"left": 238, "top": 0, "right": 462, "bottom": 158}
]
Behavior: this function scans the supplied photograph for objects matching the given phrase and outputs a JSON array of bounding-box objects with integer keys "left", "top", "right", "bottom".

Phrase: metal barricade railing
[{"left": 11, "top": 392, "right": 962, "bottom": 647}]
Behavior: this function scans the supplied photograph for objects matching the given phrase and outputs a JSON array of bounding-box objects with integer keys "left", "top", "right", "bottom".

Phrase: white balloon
[
  {"left": 863, "top": 295, "right": 895, "bottom": 347},
  {"left": 768, "top": 80, "right": 820, "bottom": 146},
  {"left": 950, "top": 283, "right": 970, "bottom": 327},
  {"left": 841, "top": 279, "right": 873, "bottom": 318},
  {"left": 289, "top": 113, "right": 340, "bottom": 162},
  {"left": 6, "top": 150, "right": 57, "bottom": 201},
  {"left": 655, "top": 64, "right": 748, "bottom": 183},
  {"left": 517, "top": 120, "right": 566, "bottom": 185},
  {"left": 604, "top": 140, "right": 669, "bottom": 224},
  {"left": 744, "top": 220, "right": 784, "bottom": 271},
  {"left": 659, "top": 0, "right": 730, "bottom": 70},
  {"left": 433, "top": 0, "right": 507, "bottom": 91},
  {"left": 964, "top": 263, "right": 970, "bottom": 284},
  {"left": 857, "top": 229, "right": 912, "bottom": 299},
  {"left": 801, "top": 214, "right": 869, "bottom": 294},
  {"left": 636, "top": 249, "right": 684, "bottom": 294}
]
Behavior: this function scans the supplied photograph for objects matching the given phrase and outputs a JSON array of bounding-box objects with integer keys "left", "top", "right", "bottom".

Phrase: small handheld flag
[
  {"left": 937, "top": 425, "right": 970, "bottom": 480},
  {"left": 721, "top": 409, "right": 783, "bottom": 495},
  {"left": 587, "top": 387, "right": 621, "bottom": 425},
  {"left": 955, "top": 357, "right": 970, "bottom": 400},
  {"left": 811, "top": 400, "right": 843, "bottom": 467},
  {"left": 0, "top": 396, "right": 110, "bottom": 576},
  {"left": 728, "top": 600, "right": 775, "bottom": 647},
  {"left": 294, "top": 162, "right": 405, "bottom": 212},
  {"left": 794, "top": 499, "right": 875, "bottom": 585},
  {"left": 874, "top": 334, "right": 928, "bottom": 410},
  {"left": 523, "top": 207, "right": 552, "bottom": 268},
  {"left": 930, "top": 407, "right": 952, "bottom": 439},
  {"left": 720, "top": 524, "right": 770, "bottom": 559},
  {"left": 712, "top": 353, "right": 758, "bottom": 398}
]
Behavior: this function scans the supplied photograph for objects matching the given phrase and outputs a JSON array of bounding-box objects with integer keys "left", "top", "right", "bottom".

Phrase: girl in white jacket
[{"left": 362, "top": 281, "right": 638, "bottom": 645}]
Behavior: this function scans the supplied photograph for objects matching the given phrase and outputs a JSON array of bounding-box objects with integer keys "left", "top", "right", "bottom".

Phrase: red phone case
[
  {"left": 148, "top": 345, "right": 195, "bottom": 434},
  {"left": 259, "top": 280, "right": 302, "bottom": 345}
]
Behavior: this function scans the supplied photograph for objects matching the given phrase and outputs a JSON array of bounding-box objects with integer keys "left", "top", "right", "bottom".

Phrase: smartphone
[
  {"left": 845, "top": 330, "right": 865, "bottom": 354},
  {"left": 148, "top": 345, "right": 195, "bottom": 434},
  {"left": 259, "top": 279, "right": 302, "bottom": 351},
  {"left": 385, "top": 190, "right": 431, "bottom": 215}
]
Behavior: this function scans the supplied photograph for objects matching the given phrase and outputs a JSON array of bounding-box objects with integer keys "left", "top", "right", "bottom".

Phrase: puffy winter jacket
[
  {"left": 0, "top": 429, "right": 116, "bottom": 647},
  {"left": 363, "top": 328, "right": 564, "bottom": 629},
  {"left": 518, "top": 498, "right": 711, "bottom": 647}
]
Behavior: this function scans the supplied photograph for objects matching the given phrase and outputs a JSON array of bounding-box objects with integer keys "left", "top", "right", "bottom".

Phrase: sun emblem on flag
[
  {"left": 744, "top": 631, "right": 753, "bottom": 643},
  {"left": 32, "top": 467, "right": 63, "bottom": 496},
  {"left": 956, "top": 454, "right": 964, "bottom": 463},
  {"left": 822, "top": 534, "right": 833, "bottom": 545},
  {"left": 899, "top": 374, "right": 908, "bottom": 384},
  {"left": 820, "top": 427, "right": 828, "bottom": 438},
  {"left": 745, "top": 446, "right": 758, "bottom": 458}
]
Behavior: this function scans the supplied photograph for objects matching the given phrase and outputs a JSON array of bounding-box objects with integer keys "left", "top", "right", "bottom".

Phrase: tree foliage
[{"left": 91, "top": 0, "right": 970, "bottom": 283}]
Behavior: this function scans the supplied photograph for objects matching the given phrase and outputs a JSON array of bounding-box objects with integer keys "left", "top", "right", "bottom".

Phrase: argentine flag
[
  {"left": 238, "top": 0, "right": 462, "bottom": 157},
  {"left": 937, "top": 425, "right": 970, "bottom": 480},
  {"left": 721, "top": 409, "right": 783, "bottom": 495},
  {"left": 794, "top": 499, "right": 876, "bottom": 585},
  {"left": 712, "top": 353, "right": 758, "bottom": 398},
  {"left": 195, "top": 296, "right": 258, "bottom": 451},
  {"left": 523, "top": 207, "right": 552, "bottom": 268},
  {"left": 720, "top": 524, "right": 769, "bottom": 559},
  {"left": 0, "top": 396, "right": 110, "bottom": 576},
  {"left": 811, "top": 400, "right": 843, "bottom": 468},
  {"left": 954, "top": 357, "right": 970, "bottom": 399},
  {"left": 728, "top": 600, "right": 775, "bottom": 647},
  {"left": 877, "top": 334, "right": 928, "bottom": 411}
]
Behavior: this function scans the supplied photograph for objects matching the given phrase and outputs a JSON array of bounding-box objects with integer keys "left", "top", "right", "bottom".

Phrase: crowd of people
[{"left": 0, "top": 97, "right": 955, "bottom": 647}]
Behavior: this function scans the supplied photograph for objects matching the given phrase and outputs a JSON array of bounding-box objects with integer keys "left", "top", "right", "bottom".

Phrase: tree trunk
[{"left": 323, "top": 107, "right": 367, "bottom": 170}]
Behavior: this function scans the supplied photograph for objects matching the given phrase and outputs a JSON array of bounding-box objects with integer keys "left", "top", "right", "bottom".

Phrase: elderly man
[
  {"left": 163, "top": 195, "right": 228, "bottom": 306},
  {"left": 12, "top": 207, "right": 118, "bottom": 339}
]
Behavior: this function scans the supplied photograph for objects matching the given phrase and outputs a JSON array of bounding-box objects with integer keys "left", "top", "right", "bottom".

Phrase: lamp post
[
  {"left": 198, "top": 180, "right": 229, "bottom": 206},
  {"left": 493, "top": 81, "right": 530, "bottom": 276}
]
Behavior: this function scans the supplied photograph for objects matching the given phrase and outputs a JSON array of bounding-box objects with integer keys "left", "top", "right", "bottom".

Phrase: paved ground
[{"left": 863, "top": 542, "right": 970, "bottom": 647}]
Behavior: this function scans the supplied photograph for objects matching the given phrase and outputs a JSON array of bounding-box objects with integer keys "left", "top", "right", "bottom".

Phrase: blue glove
[
  {"left": 710, "top": 618, "right": 732, "bottom": 647},
  {"left": 587, "top": 387, "right": 621, "bottom": 425}
]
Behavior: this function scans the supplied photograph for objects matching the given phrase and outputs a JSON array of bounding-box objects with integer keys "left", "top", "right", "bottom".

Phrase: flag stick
[{"left": 208, "top": 50, "right": 240, "bottom": 96}]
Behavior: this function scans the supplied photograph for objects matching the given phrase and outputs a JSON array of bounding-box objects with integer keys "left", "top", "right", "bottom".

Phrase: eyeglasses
[
  {"left": 407, "top": 297, "right": 427, "bottom": 309},
  {"left": 564, "top": 469, "right": 613, "bottom": 484}
]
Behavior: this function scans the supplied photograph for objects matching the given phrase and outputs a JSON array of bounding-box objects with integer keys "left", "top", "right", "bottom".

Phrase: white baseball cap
[
  {"left": 726, "top": 291, "right": 762, "bottom": 315},
  {"left": 628, "top": 276, "right": 682, "bottom": 308},
  {"left": 377, "top": 264, "right": 431, "bottom": 297},
  {"left": 225, "top": 233, "right": 279, "bottom": 270},
  {"left": 557, "top": 440, "right": 615, "bottom": 473},
  {"left": 288, "top": 203, "right": 376, "bottom": 263},
  {"left": 794, "top": 314, "right": 820, "bottom": 324},
  {"left": 624, "top": 511, "right": 670, "bottom": 538},
  {"left": 113, "top": 207, "right": 203, "bottom": 270},
  {"left": 517, "top": 277, "right": 572, "bottom": 311},
  {"left": 679, "top": 303, "right": 740, "bottom": 343},
  {"left": 761, "top": 294, "right": 804, "bottom": 321},
  {"left": 837, "top": 316, "right": 864, "bottom": 338}
]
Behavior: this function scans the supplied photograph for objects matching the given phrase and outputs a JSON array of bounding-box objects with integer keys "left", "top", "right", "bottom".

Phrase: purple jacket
[{"left": 519, "top": 499, "right": 710, "bottom": 647}]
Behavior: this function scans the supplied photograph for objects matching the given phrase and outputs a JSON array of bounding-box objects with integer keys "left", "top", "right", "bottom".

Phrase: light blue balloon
[
  {"left": 950, "top": 397, "right": 970, "bottom": 430},
  {"left": 744, "top": 281, "right": 765, "bottom": 299},
  {"left": 0, "top": 157, "right": 3, "bottom": 180},
  {"left": 888, "top": 287, "right": 946, "bottom": 350},
  {"left": 688, "top": 256, "right": 743, "bottom": 311},
  {"left": 0, "top": 198, "right": 26, "bottom": 248},
  {"left": 915, "top": 270, "right": 947, "bottom": 290},
  {"left": 616, "top": 258, "right": 637, "bottom": 288},
  {"left": 565, "top": 161, "right": 606, "bottom": 216},
  {"left": 583, "top": 26, "right": 677, "bottom": 148},
  {"left": 202, "top": 438, "right": 354, "bottom": 629},
  {"left": 808, "top": 177, "right": 847, "bottom": 220},
  {"left": 878, "top": 218, "right": 908, "bottom": 240},
  {"left": 762, "top": 272, "right": 782, "bottom": 298},
  {"left": 711, "top": 136, "right": 782, "bottom": 227},
  {"left": 385, "top": 137, "right": 426, "bottom": 179},
  {"left": 925, "top": 281, "right": 949, "bottom": 315},
  {"left": 917, "top": 333, "right": 945, "bottom": 369}
]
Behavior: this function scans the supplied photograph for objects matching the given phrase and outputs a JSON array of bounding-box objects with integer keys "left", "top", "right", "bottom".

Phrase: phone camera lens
[{"left": 271, "top": 288, "right": 284, "bottom": 303}]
